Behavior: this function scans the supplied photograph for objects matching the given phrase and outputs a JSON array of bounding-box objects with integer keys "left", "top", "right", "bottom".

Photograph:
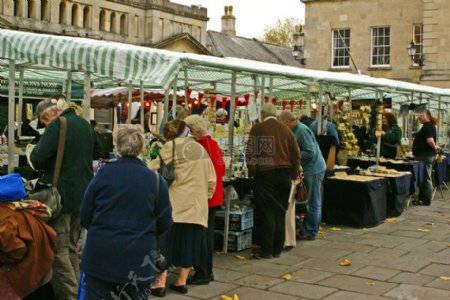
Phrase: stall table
[{"left": 323, "top": 175, "right": 387, "bottom": 228}]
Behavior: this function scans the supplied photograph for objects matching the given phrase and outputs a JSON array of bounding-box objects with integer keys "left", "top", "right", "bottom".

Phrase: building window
[
  {"left": 28, "top": 0, "right": 35, "bottom": 19},
  {"left": 110, "top": 12, "right": 117, "bottom": 33},
  {"left": 72, "top": 4, "right": 79, "bottom": 27},
  {"left": 332, "top": 29, "right": 350, "bottom": 68},
  {"left": 99, "top": 9, "right": 106, "bottom": 31},
  {"left": 135, "top": 15, "right": 139, "bottom": 37},
  {"left": 83, "top": 6, "right": 91, "bottom": 29},
  {"left": 59, "top": 1, "right": 67, "bottom": 24},
  {"left": 412, "top": 24, "right": 423, "bottom": 66},
  {"left": 371, "top": 27, "right": 390, "bottom": 66},
  {"left": 120, "top": 14, "right": 127, "bottom": 35},
  {"left": 41, "top": 0, "right": 50, "bottom": 21},
  {"left": 14, "top": 0, "right": 21, "bottom": 17}
]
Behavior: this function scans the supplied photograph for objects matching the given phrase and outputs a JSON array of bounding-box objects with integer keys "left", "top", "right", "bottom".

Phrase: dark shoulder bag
[
  {"left": 157, "top": 140, "right": 175, "bottom": 186},
  {"left": 27, "top": 117, "right": 66, "bottom": 220}
]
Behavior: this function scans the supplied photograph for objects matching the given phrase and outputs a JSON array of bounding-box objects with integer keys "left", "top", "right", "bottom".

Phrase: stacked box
[
  {"left": 215, "top": 209, "right": 253, "bottom": 231},
  {"left": 214, "top": 229, "right": 252, "bottom": 252}
]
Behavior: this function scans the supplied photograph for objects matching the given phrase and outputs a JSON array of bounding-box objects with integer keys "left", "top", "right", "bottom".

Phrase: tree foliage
[{"left": 261, "top": 18, "right": 300, "bottom": 47}]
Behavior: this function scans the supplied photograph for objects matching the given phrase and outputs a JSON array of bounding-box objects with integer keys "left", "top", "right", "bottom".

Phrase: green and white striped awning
[{"left": 0, "top": 29, "right": 181, "bottom": 89}]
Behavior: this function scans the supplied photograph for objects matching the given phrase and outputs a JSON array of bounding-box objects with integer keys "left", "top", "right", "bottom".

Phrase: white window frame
[
  {"left": 371, "top": 26, "right": 391, "bottom": 67},
  {"left": 331, "top": 28, "right": 351, "bottom": 69},
  {"left": 412, "top": 24, "right": 423, "bottom": 66}
]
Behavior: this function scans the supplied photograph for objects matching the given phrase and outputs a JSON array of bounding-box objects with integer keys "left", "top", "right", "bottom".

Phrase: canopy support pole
[
  {"left": 376, "top": 90, "right": 382, "bottom": 164},
  {"left": 66, "top": 71, "right": 72, "bottom": 102},
  {"left": 127, "top": 81, "right": 133, "bottom": 124},
  {"left": 83, "top": 71, "right": 91, "bottom": 122},
  {"left": 163, "top": 89, "right": 170, "bottom": 124},
  {"left": 223, "top": 71, "right": 237, "bottom": 254},
  {"left": 7, "top": 60, "right": 16, "bottom": 173},
  {"left": 317, "top": 82, "right": 323, "bottom": 136},
  {"left": 17, "top": 67, "right": 24, "bottom": 137},
  {"left": 259, "top": 75, "right": 265, "bottom": 120},
  {"left": 268, "top": 77, "right": 273, "bottom": 100},
  {"left": 347, "top": 87, "right": 352, "bottom": 127},
  {"left": 437, "top": 96, "right": 441, "bottom": 144},
  {"left": 184, "top": 69, "right": 189, "bottom": 107},
  {"left": 172, "top": 76, "right": 178, "bottom": 119},
  {"left": 140, "top": 80, "right": 145, "bottom": 129}
]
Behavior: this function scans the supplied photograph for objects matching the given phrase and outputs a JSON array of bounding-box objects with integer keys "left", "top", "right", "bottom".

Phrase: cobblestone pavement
[{"left": 161, "top": 188, "right": 450, "bottom": 300}]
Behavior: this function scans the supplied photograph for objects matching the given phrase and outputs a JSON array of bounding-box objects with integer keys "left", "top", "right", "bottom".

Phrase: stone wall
[
  {"left": 302, "top": 0, "right": 450, "bottom": 87},
  {"left": 0, "top": 0, "right": 207, "bottom": 47}
]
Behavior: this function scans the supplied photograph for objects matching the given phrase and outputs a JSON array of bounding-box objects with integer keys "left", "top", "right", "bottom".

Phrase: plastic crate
[
  {"left": 214, "top": 229, "right": 252, "bottom": 252},
  {"left": 215, "top": 209, "right": 254, "bottom": 231}
]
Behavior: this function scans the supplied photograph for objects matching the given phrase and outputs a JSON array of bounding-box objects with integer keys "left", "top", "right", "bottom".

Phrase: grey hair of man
[
  {"left": 183, "top": 115, "right": 208, "bottom": 136},
  {"left": 260, "top": 103, "right": 277, "bottom": 119},
  {"left": 113, "top": 124, "right": 145, "bottom": 157},
  {"left": 278, "top": 110, "right": 297, "bottom": 122}
]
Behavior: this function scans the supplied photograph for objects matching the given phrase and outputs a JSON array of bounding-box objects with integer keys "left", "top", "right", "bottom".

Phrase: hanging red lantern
[
  {"left": 264, "top": 96, "right": 269, "bottom": 103},
  {"left": 282, "top": 100, "right": 287, "bottom": 110},
  {"left": 272, "top": 98, "right": 278, "bottom": 105},
  {"left": 210, "top": 95, "right": 216, "bottom": 108},
  {"left": 197, "top": 93, "right": 204, "bottom": 108},
  {"left": 244, "top": 94, "right": 250, "bottom": 107},
  {"left": 254, "top": 90, "right": 259, "bottom": 101},
  {"left": 289, "top": 100, "right": 295, "bottom": 112},
  {"left": 222, "top": 97, "right": 228, "bottom": 109},
  {"left": 185, "top": 87, "right": 192, "bottom": 101},
  {"left": 299, "top": 99, "right": 303, "bottom": 110}
]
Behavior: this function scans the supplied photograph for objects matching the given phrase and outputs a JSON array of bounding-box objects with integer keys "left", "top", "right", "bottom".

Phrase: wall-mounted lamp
[{"left": 406, "top": 40, "right": 424, "bottom": 67}]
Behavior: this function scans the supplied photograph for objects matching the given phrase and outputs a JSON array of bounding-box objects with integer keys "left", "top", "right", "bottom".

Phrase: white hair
[
  {"left": 184, "top": 114, "right": 208, "bottom": 136},
  {"left": 113, "top": 124, "right": 145, "bottom": 157},
  {"left": 261, "top": 103, "right": 277, "bottom": 118}
]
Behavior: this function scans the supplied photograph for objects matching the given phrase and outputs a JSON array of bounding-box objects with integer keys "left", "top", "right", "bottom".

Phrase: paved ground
[{"left": 161, "top": 188, "right": 450, "bottom": 300}]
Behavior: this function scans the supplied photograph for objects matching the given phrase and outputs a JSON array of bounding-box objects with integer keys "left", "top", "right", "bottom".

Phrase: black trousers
[
  {"left": 193, "top": 206, "right": 218, "bottom": 279},
  {"left": 84, "top": 274, "right": 150, "bottom": 300},
  {"left": 252, "top": 168, "right": 291, "bottom": 256}
]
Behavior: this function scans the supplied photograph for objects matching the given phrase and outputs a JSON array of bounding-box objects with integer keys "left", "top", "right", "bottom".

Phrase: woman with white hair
[
  {"left": 80, "top": 124, "right": 173, "bottom": 299},
  {"left": 183, "top": 115, "right": 225, "bottom": 285}
]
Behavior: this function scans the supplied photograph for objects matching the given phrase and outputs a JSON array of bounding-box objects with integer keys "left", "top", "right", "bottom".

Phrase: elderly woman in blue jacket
[{"left": 80, "top": 124, "right": 173, "bottom": 300}]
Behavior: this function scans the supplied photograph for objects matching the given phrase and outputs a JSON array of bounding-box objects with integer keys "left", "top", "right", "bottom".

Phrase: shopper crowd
[{"left": 0, "top": 95, "right": 443, "bottom": 299}]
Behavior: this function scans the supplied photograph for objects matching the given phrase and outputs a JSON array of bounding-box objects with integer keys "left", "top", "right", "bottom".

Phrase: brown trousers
[{"left": 49, "top": 212, "right": 82, "bottom": 300}]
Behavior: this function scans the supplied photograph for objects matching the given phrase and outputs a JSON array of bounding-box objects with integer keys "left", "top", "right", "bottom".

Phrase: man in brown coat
[{"left": 246, "top": 104, "right": 301, "bottom": 258}]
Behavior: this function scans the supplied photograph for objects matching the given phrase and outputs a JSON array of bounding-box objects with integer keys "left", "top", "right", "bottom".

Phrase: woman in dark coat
[
  {"left": 380, "top": 112, "right": 402, "bottom": 159},
  {"left": 80, "top": 124, "right": 173, "bottom": 300}
]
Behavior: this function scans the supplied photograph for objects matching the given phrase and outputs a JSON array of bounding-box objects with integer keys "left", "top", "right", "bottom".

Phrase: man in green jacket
[{"left": 30, "top": 96, "right": 100, "bottom": 300}]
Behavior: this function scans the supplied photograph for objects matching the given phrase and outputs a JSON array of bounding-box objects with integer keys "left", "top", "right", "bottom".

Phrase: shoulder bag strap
[{"left": 53, "top": 116, "right": 67, "bottom": 188}]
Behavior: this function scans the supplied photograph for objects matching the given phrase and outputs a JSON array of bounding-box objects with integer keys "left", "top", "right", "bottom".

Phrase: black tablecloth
[
  {"left": 434, "top": 158, "right": 447, "bottom": 186},
  {"left": 384, "top": 174, "right": 412, "bottom": 217},
  {"left": 347, "top": 158, "right": 425, "bottom": 195},
  {"left": 323, "top": 177, "right": 387, "bottom": 228}
]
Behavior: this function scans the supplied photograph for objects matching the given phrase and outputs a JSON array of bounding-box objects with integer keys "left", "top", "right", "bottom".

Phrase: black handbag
[
  {"left": 154, "top": 174, "right": 169, "bottom": 273},
  {"left": 157, "top": 140, "right": 175, "bottom": 186}
]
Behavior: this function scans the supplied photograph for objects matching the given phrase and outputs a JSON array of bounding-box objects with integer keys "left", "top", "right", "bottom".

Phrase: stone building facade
[
  {"left": 0, "top": 0, "right": 209, "bottom": 54},
  {"left": 301, "top": 0, "right": 450, "bottom": 88}
]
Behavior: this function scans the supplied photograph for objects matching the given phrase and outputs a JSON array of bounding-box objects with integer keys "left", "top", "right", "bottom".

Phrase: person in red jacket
[{"left": 184, "top": 115, "right": 225, "bottom": 285}]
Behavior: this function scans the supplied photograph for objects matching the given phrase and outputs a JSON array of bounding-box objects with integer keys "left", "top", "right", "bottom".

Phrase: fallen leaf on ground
[
  {"left": 282, "top": 274, "right": 292, "bottom": 280},
  {"left": 425, "top": 222, "right": 435, "bottom": 226},
  {"left": 364, "top": 281, "right": 376, "bottom": 286},
  {"left": 439, "top": 276, "right": 450, "bottom": 281},
  {"left": 221, "top": 295, "right": 232, "bottom": 300},
  {"left": 339, "top": 258, "right": 351, "bottom": 266},
  {"left": 386, "top": 218, "right": 397, "bottom": 223},
  {"left": 362, "top": 228, "right": 369, "bottom": 231},
  {"left": 416, "top": 228, "right": 431, "bottom": 232},
  {"left": 330, "top": 227, "right": 342, "bottom": 231},
  {"left": 235, "top": 255, "right": 246, "bottom": 260},
  {"left": 437, "top": 212, "right": 445, "bottom": 217},
  {"left": 233, "top": 294, "right": 239, "bottom": 300}
]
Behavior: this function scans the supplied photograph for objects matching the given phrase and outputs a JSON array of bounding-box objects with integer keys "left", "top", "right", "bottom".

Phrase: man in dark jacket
[
  {"left": 246, "top": 104, "right": 300, "bottom": 259},
  {"left": 30, "top": 96, "right": 100, "bottom": 299}
]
